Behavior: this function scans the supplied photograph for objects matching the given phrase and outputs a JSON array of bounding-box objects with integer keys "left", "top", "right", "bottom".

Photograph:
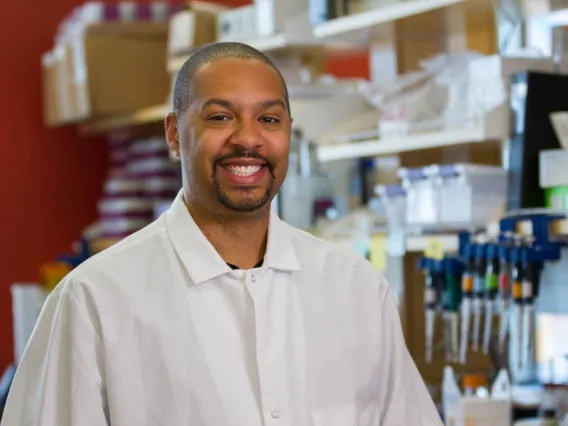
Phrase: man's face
[{"left": 173, "top": 58, "right": 291, "bottom": 215}]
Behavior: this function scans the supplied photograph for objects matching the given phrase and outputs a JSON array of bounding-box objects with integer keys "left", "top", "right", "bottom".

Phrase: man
[{"left": 2, "top": 42, "right": 443, "bottom": 426}]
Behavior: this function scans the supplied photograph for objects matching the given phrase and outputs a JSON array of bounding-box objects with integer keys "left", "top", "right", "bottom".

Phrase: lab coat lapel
[
  {"left": 165, "top": 191, "right": 231, "bottom": 284},
  {"left": 264, "top": 210, "right": 301, "bottom": 272},
  {"left": 165, "top": 191, "right": 301, "bottom": 284}
]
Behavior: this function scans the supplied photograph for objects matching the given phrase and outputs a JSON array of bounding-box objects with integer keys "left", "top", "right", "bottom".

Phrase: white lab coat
[{"left": 2, "top": 191, "right": 443, "bottom": 426}]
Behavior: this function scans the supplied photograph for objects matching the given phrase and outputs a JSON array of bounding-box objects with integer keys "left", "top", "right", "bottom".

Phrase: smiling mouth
[{"left": 221, "top": 164, "right": 265, "bottom": 177}]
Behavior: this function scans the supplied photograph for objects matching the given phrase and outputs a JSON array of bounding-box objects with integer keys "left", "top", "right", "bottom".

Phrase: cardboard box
[
  {"left": 41, "top": 50, "right": 61, "bottom": 127},
  {"left": 42, "top": 46, "right": 77, "bottom": 126},
  {"left": 42, "top": 22, "right": 171, "bottom": 126}
]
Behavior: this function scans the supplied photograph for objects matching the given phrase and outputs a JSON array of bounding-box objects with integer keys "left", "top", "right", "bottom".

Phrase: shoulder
[
  {"left": 286, "top": 222, "right": 387, "bottom": 289},
  {"left": 57, "top": 218, "right": 168, "bottom": 299}
]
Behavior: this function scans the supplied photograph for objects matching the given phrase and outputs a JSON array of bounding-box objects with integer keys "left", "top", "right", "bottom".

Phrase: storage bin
[{"left": 427, "top": 163, "right": 507, "bottom": 227}]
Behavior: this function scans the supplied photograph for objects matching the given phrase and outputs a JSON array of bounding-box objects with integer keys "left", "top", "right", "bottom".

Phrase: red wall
[
  {"left": 0, "top": 1, "right": 110, "bottom": 369},
  {"left": 0, "top": 0, "right": 367, "bottom": 370}
]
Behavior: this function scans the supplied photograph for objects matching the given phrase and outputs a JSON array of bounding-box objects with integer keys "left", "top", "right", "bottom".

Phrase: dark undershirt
[{"left": 226, "top": 259, "right": 264, "bottom": 270}]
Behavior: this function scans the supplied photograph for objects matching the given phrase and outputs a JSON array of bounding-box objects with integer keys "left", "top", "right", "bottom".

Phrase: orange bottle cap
[{"left": 462, "top": 374, "right": 487, "bottom": 390}]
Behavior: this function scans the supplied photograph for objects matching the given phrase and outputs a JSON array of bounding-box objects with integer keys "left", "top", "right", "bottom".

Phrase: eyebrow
[{"left": 200, "top": 98, "right": 287, "bottom": 112}]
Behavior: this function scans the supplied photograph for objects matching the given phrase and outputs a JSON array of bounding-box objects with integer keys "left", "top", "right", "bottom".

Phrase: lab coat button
[
  {"left": 271, "top": 411, "right": 279, "bottom": 419},
  {"left": 251, "top": 275, "right": 256, "bottom": 282}
]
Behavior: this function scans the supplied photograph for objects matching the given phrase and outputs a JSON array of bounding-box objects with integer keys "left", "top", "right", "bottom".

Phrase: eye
[
  {"left": 260, "top": 116, "right": 280, "bottom": 124},
  {"left": 208, "top": 114, "right": 230, "bottom": 121}
]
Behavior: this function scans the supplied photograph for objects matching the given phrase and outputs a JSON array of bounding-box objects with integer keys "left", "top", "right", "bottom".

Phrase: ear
[{"left": 165, "top": 112, "right": 181, "bottom": 159}]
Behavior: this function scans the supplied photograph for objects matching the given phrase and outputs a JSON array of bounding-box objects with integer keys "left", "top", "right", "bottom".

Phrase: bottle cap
[{"left": 462, "top": 374, "right": 487, "bottom": 390}]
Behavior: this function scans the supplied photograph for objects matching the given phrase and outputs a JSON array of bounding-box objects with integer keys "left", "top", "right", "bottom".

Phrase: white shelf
[
  {"left": 245, "top": 33, "right": 318, "bottom": 52},
  {"left": 80, "top": 104, "right": 168, "bottom": 134},
  {"left": 313, "top": 0, "right": 466, "bottom": 40},
  {"left": 168, "top": 34, "right": 354, "bottom": 74},
  {"left": 316, "top": 124, "right": 503, "bottom": 163},
  {"left": 168, "top": 34, "right": 319, "bottom": 73}
]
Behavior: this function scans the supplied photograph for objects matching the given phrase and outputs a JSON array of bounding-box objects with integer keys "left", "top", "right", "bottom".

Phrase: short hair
[{"left": 173, "top": 42, "right": 290, "bottom": 117}]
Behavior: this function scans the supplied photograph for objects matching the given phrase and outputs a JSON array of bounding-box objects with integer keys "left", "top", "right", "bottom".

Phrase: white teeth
[{"left": 226, "top": 165, "right": 262, "bottom": 177}]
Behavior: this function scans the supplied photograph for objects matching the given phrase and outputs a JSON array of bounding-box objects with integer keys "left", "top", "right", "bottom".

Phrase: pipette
[
  {"left": 510, "top": 243, "right": 524, "bottom": 370},
  {"left": 482, "top": 243, "right": 499, "bottom": 354},
  {"left": 497, "top": 239, "right": 511, "bottom": 354},
  {"left": 459, "top": 243, "right": 475, "bottom": 364},
  {"left": 497, "top": 214, "right": 566, "bottom": 368},
  {"left": 521, "top": 243, "right": 534, "bottom": 369},
  {"left": 472, "top": 243, "right": 487, "bottom": 352},
  {"left": 521, "top": 237, "right": 542, "bottom": 370},
  {"left": 442, "top": 257, "right": 462, "bottom": 364},
  {"left": 423, "top": 258, "right": 438, "bottom": 363}
]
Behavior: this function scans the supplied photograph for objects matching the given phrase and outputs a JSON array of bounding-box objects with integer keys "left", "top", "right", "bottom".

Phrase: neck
[{"left": 186, "top": 201, "right": 271, "bottom": 270}]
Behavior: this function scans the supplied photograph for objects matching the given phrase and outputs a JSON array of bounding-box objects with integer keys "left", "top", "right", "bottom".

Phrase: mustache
[{"left": 213, "top": 151, "right": 276, "bottom": 173}]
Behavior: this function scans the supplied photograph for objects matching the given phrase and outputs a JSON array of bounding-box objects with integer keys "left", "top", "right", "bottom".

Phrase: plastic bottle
[{"left": 442, "top": 367, "right": 462, "bottom": 426}]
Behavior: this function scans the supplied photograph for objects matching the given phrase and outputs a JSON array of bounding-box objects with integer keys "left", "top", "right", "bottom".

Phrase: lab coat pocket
[{"left": 312, "top": 403, "right": 380, "bottom": 426}]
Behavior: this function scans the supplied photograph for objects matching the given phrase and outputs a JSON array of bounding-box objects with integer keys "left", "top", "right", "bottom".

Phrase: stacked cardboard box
[{"left": 42, "top": 2, "right": 179, "bottom": 127}]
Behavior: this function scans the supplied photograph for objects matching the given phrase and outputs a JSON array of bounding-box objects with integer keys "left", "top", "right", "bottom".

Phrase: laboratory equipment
[
  {"left": 401, "top": 164, "right": 508, "bottom": 228},
  {"left": 472, "top": 243, "right": 487, "bottom": 353},
  {"left": 279, "top": 128, "right": 334, "bottom": 230},
  {"left": 443, "top": 366, "right": 512, "bottom": 426},
  {"left": 498, "top": 236, "right": 512, "bottom": 353},
  {"left": 420, "top": 256, "right": 440, "bottom": 363},
  {"left": 431, "top": 164, "right": 508, "bottom": 228},
  {"left": 508, "top": 72, "right": 568, "bottom": 210},
  {"left": 459, "top": 241, "right": 475, "bottom": 364},
  {"left": 510, "top": 243, "right": 525, "bottom": 371},
  {"left": 483, "top": 242, "right": 500, "bottom": 354},
  {"left": 521, "top": 240, "right": 539, "bottom": 371},
  {"left": 418, "top": 254, "right": 463, "bottom": 364},
  {"left": 453, "top": 213, "right": 565, "bottom": 370},
  {"left": 463, "top": 374, "right": 490, "bottom": 398},
  {"left": 499, "top": 213, "right": 566, "bottom": 375},
  {"left": 442, "top": 257, "right": 463, "bottom": 364},
  {"left": 399, "top": 167, "right": 438, "bottom": 226}
]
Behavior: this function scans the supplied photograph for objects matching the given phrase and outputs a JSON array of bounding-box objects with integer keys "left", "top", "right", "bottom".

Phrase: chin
[
  {"left": 215, "top": 185, "right": 273, "bottom": 214},
  {"left": 222, "top": 199, "right": 270, "bottom": 213}
]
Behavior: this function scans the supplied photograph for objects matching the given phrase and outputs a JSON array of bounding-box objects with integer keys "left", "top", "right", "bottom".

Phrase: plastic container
[
  {"left": 428, "top": 163, "right": 508, "bottom": 227},
  {"left": 398, "top": 166, "right": 438, "bottom": 225},
  {"left": 443, "top": 367, "right": 512, "bottom": 426}
]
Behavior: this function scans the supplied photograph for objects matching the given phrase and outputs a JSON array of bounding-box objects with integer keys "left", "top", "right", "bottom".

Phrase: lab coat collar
[{"left": 165, "top": 191, "right": 300, "bottom": 285}]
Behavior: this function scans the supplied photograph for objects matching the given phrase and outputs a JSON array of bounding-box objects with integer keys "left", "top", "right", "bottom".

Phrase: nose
[{"left": 230, "top": 118, "right": 262, "bottom": 150}]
